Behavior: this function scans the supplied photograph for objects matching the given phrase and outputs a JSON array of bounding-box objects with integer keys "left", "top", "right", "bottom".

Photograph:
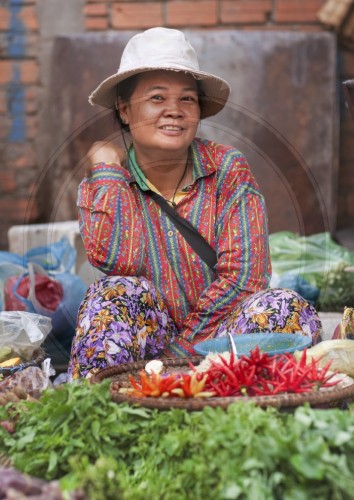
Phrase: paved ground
[{"left": 318, "top": 311, "right": 342, "bottom": 340}]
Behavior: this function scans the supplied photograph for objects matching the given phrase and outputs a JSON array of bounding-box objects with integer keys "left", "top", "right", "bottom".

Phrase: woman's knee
[{"left": 216, "top": 287, "right": 322, "bottom": 344}]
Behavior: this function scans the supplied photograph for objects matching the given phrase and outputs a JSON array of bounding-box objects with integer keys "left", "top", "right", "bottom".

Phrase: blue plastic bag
[{"left": 0, "top": 237, "right": 87, "bottom": 362}]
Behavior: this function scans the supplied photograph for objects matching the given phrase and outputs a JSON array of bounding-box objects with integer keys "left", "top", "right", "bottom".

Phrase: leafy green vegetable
[
  {"left": 1, "top": 381, "right": 151, "bottom": 480},
  {"left": 269, "top": 232, "right": 354, "bottom": 280},
  {"left": 61, "top": 455, "right": 123, "bottom": 500},
  {"left": 317, "top": 262, "right": 354, "bottom": 312},
  {"left": 1, "top": 380, "right": 354, "bottom": 499},
  {"left": 269, "top": 231, "right": 354, "bottom": 311}
]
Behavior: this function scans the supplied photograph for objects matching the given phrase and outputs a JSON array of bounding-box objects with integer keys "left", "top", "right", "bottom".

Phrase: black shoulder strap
[{"left": 148, "top": 191, "right": 217, "bottom": 269}]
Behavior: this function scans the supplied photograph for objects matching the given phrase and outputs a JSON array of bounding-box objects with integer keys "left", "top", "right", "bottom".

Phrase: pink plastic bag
[{"left": 4, "top": 273, "right": 63, "bottom": 312}]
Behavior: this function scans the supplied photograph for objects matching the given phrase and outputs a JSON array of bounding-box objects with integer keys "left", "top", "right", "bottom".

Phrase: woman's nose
[{"left": 164, "top": 98, "right": 183, "bottom": 117}]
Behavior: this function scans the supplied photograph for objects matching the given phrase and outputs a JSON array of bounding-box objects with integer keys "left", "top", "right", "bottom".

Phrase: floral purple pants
[{"left": 68, "top": 276, "right": 322, "bottom": 379}]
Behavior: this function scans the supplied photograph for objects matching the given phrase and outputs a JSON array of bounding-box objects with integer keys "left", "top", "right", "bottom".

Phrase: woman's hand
[{"left": 85, "top": 141, "right": 126, "bottom": 176}]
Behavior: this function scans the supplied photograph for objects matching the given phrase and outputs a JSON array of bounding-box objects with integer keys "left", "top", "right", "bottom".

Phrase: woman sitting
[{"left": 68, "top": 27, "right": 322, "bottom": 379}]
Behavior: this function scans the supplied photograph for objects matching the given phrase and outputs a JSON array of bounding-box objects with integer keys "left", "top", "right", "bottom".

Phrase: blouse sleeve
[
  {"left": 169, "top": 150, "right": 271, "bottom": 354},
  {"left": 77, "top": 162, "right": 145, "bottom": 276}
]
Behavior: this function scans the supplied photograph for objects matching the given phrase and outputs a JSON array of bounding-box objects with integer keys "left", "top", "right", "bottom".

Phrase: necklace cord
[
  {"left": 171, "top": 151, "right": 190, "bottom": 206},
  {"left": 121, "top": 126, "right": 191, "bottom": 206},
  {"left": 121, "top": 129, "right": 151, "bottom": 191}
]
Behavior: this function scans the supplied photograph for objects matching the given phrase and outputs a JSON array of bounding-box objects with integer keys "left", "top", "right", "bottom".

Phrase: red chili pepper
[
  {"left": 125, "top": 369, "right": 214, "bottom": 399},
  {"left": 125, "top": 348, "right": 340, "bottom": 399},
  {"left": 204, "top": 348, "right": 340, "bottom": 397},
  {"left": 127, "top": 371, "right": 179, "bottom": 397}
]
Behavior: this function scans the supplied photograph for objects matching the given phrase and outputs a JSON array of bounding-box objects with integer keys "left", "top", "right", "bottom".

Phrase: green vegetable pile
[
  {"left": 1, "top": 381, "right": 354, "bottom": 499},
  {"left": 270, "top": 231, "right": 354, "bottom": 312},
  {"left": 316, "top": 262, "right": 354, "bottom": 312}
]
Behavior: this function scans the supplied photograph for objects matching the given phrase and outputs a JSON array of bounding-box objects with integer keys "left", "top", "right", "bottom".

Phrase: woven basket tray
[{"left": 91, "top": 357, "right": 354, "bottom": 411}]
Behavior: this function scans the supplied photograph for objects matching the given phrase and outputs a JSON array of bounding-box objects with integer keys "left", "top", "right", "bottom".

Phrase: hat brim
[{"left": 88, "top": 66, "right": 231, "bottom": 119}]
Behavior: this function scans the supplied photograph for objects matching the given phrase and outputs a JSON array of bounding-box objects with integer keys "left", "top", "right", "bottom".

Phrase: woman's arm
[
  {"left": 85, "top": 141, "right": 125, "bottom": 175},
  {"left": 78, "top": 141, "right": 146, "bottom": 276}
]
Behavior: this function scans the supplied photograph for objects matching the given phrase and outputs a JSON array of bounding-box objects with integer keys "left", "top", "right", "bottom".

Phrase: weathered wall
[
  {"left": 0, "top": 0, "right": 353, "bottom": 249},
  {"left": 41, "top": 30, "right": 338, "bottom": 237}
]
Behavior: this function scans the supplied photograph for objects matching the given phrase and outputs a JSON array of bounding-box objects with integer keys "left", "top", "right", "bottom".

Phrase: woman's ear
[{"left": 117, "top": 98, "right": 129, "bottom": 125}]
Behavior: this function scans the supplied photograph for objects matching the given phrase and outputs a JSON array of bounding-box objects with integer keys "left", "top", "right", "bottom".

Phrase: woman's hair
[
  {"left": 114, "top": 74, "right": 140, "bottom": 131},
  {"left": 114, "top": 72, "right": 205, "bottom": 131}
]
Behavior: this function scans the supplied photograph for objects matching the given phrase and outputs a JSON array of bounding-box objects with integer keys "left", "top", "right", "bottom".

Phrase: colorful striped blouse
[{"left": 77, "top": 138, "right": 271, "bottom": 356}]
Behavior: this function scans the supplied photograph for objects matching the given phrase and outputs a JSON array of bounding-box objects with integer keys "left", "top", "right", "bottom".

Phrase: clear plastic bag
[
  {"left": 296, "top": 339, "right": 354, "bottom": 378},
  {"left": 269, "top": 231, "right": 354, "bottom": 311},
  {"left": 0, "top": 311, "right": 52, "bottom": 361},
  {"left": 270, "top": 231, "right": 354, "bottom": 281},
  {"left": 0, "top": 364, "right": 54, "bottom": 397}
]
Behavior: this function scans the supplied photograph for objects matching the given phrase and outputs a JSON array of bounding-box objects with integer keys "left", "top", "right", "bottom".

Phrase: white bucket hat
[{"left": 88, "top": 27, "right": 231, "bottom": 119}]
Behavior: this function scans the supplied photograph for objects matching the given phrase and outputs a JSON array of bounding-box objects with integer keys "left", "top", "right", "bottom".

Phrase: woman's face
[{"left": 119, "top": 70, "right": 200, "bottom": 159}]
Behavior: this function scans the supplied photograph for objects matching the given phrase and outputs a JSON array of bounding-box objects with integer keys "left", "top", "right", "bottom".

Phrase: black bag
[{"left": 148, "top": 191, "right": 217, "bottom": 270}]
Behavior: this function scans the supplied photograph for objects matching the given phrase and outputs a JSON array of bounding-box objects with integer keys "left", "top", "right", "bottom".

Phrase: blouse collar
[{"left": 127, "top": 138, "right": 217, "bottom": 190}]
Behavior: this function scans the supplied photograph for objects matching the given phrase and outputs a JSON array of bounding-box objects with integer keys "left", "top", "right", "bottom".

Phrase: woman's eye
[
  {"left": 182, "top": 95, "right": 197, "bottom": 102},
  {"left": 151, "top": 94, "right": 164, "bottom": 101}
]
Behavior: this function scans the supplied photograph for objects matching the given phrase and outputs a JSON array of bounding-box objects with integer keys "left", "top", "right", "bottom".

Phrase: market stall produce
[
  {"left": 1, "top": 306, "right": 353, "bottom": 498},
  {"left": 269, "top": 232, "right": 354, "bottom": 311},
  {"left": 1, "top": 380, "right": 354, "bottom": 499}
]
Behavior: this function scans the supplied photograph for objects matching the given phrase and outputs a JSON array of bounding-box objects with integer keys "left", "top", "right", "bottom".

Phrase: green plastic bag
[{"left": 269, "top": 232, "right": 354, "bottom": 311}]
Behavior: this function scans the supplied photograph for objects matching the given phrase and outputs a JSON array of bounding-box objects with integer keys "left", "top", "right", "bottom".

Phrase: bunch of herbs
[{"left": 1, "top": 381, "right": 354, "bottom": 499}]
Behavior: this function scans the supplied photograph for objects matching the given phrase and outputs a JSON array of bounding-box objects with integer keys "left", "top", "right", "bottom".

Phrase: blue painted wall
[{"left": 7, "top": 0, "right": 26, "bottom": 142}]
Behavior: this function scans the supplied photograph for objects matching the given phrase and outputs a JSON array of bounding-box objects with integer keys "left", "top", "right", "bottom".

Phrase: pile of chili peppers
[
  {"left": 201, "top": 347, "right": 338, "bottom": 397},
  {"left": 120, "top": 370, "right": 214, "bottom": 398},
  {"left": 120, "top": 348, "right": 339, "bottom": 399}
]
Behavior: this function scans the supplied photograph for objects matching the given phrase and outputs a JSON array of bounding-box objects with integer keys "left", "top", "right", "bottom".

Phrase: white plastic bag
[
  {"left": 0, "top": 311, "right": 52, "bottom": 361},
  {"left": 295, "top": 339, "right": 354, "bottom": 377}
]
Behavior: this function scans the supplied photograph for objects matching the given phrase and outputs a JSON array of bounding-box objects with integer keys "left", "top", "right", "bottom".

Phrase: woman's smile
[
  {"left": 158, "top": 123, "right": 187, "bottom": 136},
  {"left": 159, "top": 125, "right": 185, "bottom": 131},
  {"left": 118, "top": 70, "right": 200, "bottom": 161}
]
